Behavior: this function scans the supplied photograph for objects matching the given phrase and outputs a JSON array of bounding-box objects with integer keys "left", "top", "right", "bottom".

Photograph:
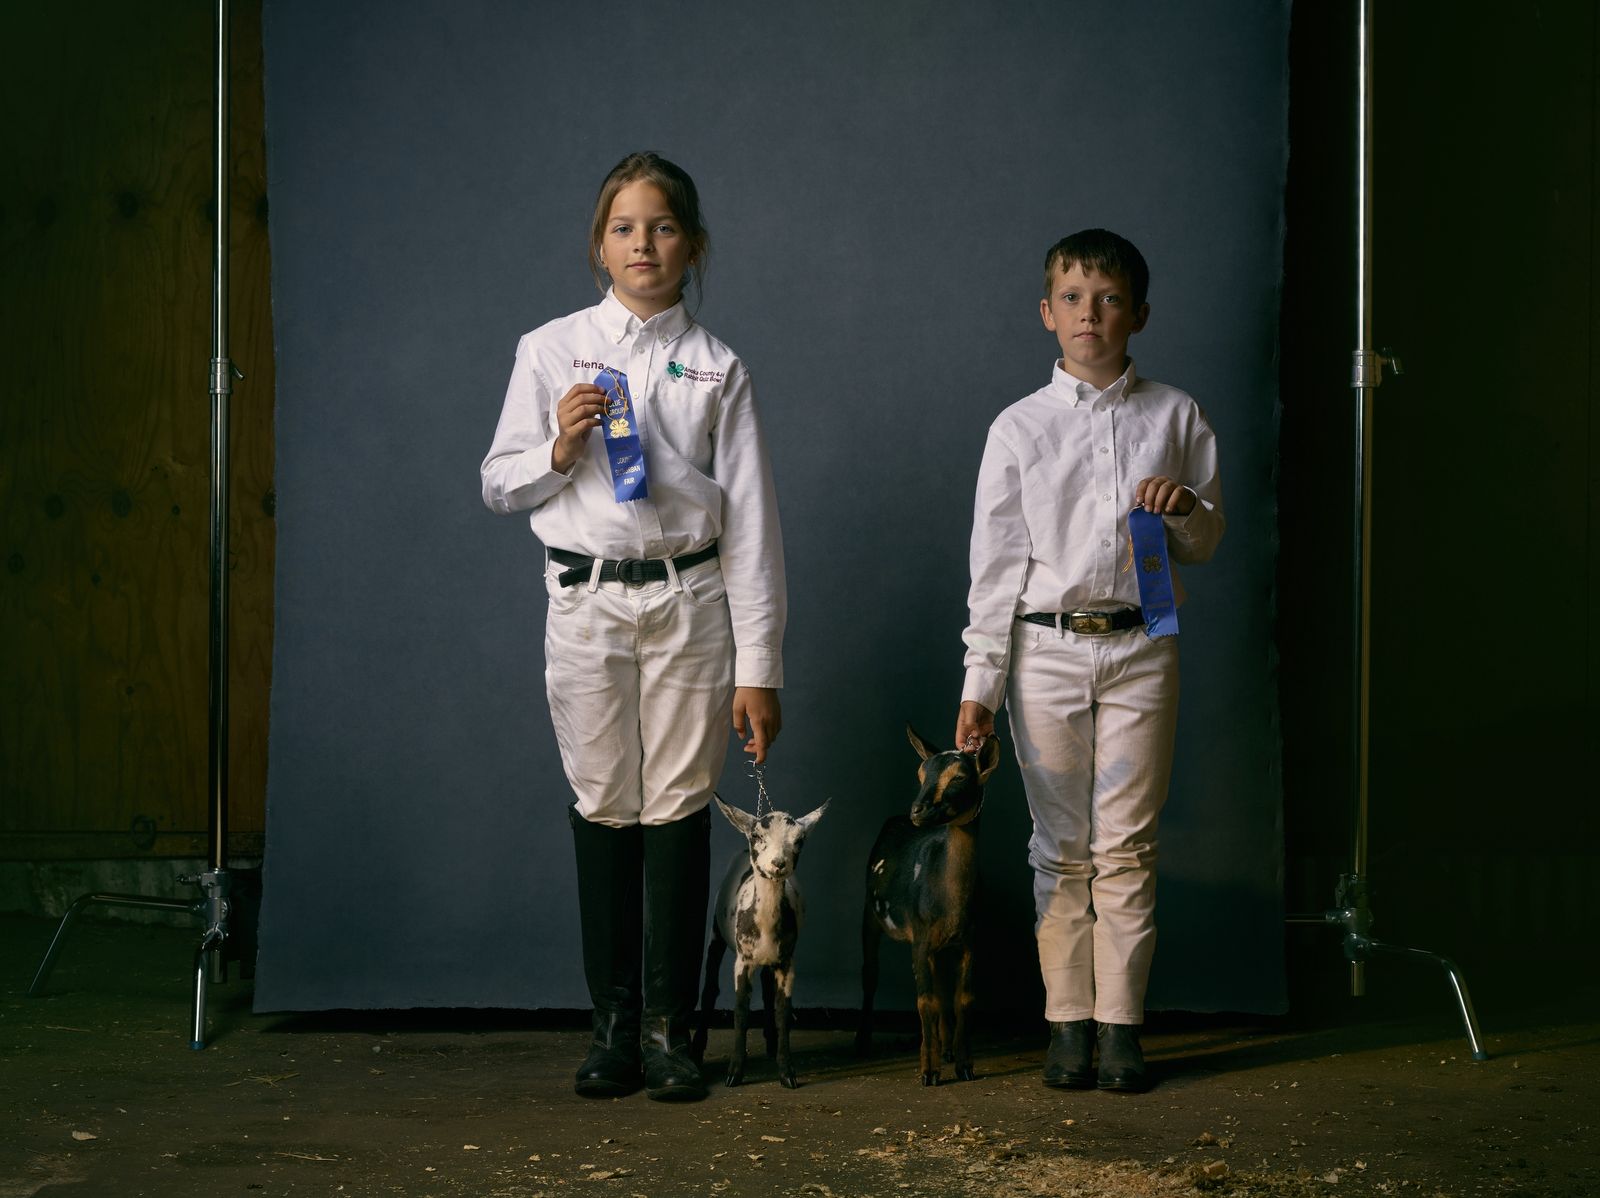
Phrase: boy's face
[{"left": 1040, "top": 261, "right": 1149, "bottom": 389}]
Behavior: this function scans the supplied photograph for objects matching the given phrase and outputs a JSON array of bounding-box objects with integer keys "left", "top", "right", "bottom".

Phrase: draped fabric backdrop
[{"left": 255, "top": 0, "right": 1290, "bottom": 1014}]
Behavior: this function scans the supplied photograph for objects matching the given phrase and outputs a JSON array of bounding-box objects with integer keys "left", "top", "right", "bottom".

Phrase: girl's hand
[
  {"left": 954, "top": 701, "right": 994, "bottom": 753},
  {"left": 1134, "top": 475, "right": 1196, "bottom": 516},
  {"left": 732, "top": 687, "right": 782, "bottom": 764},
  {"left": 551, "top": 383, "right": 607, "bottom": 473}
]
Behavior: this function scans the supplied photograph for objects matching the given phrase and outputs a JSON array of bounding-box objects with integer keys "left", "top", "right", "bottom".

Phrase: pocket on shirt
[
  {"left": 651, "top": 378, "right": 719, "bottom": 463},
  {"left": 1128, "top": 439, "right": 1181, "bottom": 476}
]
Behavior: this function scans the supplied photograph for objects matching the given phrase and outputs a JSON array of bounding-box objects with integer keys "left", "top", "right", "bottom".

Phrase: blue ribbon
[
  {"left": 1127, "top": 508, "right": 1179, "bottom": 638},
  {"left": 594, "top": 368, "right": 648, "bottom": 503}
]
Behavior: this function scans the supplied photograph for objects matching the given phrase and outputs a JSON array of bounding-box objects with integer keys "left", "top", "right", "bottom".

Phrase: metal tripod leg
[
  {"left": 29, "top": 869, "right": 235, "bottom": 1051},
  {"left": 29, "top": 893, "right": 199, "bottom": 997},
  {"left": 1357, "top": 937, "right": 1488, "bottom": 1061},
  {"left": 1288, "top": 872, "right": 1489, "bottom": 1061}
]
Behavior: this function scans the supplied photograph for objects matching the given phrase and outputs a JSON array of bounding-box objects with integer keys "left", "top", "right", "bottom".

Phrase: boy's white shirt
[
  {"left": 481, "top": 290, "right": 785, "bottom": 690},
  {"left": 960, "top": 360, "right": 1225, "bottom": 713}
]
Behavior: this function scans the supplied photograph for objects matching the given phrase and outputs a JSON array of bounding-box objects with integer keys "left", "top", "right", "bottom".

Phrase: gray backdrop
[{"left": 255, "top": 0, "right": 1290, "bottom": 1015}]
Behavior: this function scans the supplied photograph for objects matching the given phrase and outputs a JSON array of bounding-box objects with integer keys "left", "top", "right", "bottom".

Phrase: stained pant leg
[
  {"left": 1086, "top": 633, "right": 1179, "bottom": 1025},
  {"left": 637, "top": 559, "right": 736, "bottom": 827},
  {"left": 1007, "top": 621, "right": 1098, "bottom": 1022}
]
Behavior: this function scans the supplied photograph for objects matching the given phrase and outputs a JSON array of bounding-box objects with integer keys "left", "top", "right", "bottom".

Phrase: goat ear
[
  {"left": 975, "top": 734, "right": 1002, "bottom": 781},
  {"left": 905, "top": 723, "right": 937, "bottom": 761},
  {"left": 714, "top": 794, "right": 756, "bottom": 837},
  {"left": 796, "top": 798, "right": 830, "bottom": 833}
]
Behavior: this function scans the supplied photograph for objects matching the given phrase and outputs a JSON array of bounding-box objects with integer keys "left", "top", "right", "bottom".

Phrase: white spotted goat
[{"left": 693, "top": 794, "right": 829, "bottom": 1088}]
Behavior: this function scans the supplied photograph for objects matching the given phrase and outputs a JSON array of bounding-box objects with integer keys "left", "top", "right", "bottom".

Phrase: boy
[{"left": 953, "top": 229, "right": 1223, "bottom": 1093}]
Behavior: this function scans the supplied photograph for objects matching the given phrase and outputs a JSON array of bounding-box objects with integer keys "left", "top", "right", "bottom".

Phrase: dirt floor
[{"left": 2, "top": 915, "right": 1596, "bottom": 1198}]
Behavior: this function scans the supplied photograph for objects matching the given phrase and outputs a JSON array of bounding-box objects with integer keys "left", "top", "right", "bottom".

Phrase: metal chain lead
[{"left": 749, "top": 762, "right": 772, "bottom": 818}]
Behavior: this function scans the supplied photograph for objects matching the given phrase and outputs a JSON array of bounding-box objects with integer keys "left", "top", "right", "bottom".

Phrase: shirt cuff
[
  {"left": 735, "top": 646, "right": 783, "bottom": 690},
  {"left": 961, "top": 667, "right": 1007, "bottom": 714}
]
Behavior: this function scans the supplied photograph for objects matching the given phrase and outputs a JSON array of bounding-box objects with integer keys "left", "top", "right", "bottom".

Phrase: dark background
[
  {"left": 250, "top": 0, "right": 1290, "bottom": 1014},
  {"left": 5, "top": 1, "right": 1594, "bottom": 1023},
  {"left": 1277, "top": 2, "right": 1599, "bottom": 1013}
]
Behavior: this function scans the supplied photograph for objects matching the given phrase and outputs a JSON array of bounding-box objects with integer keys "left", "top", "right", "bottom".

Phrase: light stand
[
  {"left": 1285, "top": 0, "right": 1487, "bottom": 1061},
  {"left": 30, "top": 0, "right": 246, "bottom": 1051}
]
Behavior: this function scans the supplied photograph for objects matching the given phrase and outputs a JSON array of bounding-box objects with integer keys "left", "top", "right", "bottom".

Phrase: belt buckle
[
  {"left": 614, "top": 558, "right": 648, "bottom": 586},
  {"left": 1067, "top": 611, "right": 1112, "bottom": 635}
]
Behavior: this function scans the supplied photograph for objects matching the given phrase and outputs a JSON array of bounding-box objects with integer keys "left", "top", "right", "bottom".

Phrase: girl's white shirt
[{"left": 482, "top": 290, "right": 785, "bottom": 689}]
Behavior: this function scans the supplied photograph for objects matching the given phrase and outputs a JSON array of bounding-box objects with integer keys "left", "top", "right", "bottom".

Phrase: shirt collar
[
  {"left": 597, "top": 288, "right": 691, "bottom": 347},
  {"left": 1050, "top": 359, "right": 1139, "bottom": 407}
]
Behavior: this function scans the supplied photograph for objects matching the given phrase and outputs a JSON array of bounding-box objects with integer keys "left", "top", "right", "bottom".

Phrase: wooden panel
[{"left": 0, "top": 0, "right": 274, "bottom": 851}]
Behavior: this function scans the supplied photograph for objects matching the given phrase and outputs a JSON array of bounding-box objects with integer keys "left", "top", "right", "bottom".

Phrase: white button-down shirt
[
  {"left": 481, "top": 291, "right": 785, "bottom": 688},
  {"left": 961, "top": 360, "right": 1224, "bottom": 711}
]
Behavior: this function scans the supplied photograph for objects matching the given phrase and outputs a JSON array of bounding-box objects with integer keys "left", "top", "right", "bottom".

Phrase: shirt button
[
  {"left": 1102, "top": 493, "right": 1112, "bottom": 501},
  {"left": 1099, "top": 447, "right": 1109, "bottom": 455},
  {"left": 633, "top": 344, "right": 645, "bottom": 354},
  {"left": 659, "top": 334, "right": 668, "bottom": 346},
  {"left": 1101, "top": 539, "right": 1111, "bottom": 548}
]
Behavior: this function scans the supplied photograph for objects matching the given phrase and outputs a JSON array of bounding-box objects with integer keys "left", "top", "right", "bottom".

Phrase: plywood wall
[{"left": 1, "top": 1, "right": 274, "bottom": 858}]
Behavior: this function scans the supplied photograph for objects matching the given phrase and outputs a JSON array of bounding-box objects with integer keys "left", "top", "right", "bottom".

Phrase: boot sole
[
  {"left": 645, "top": 1083, "right": 707, "bottom": 1102},
  {"left": 575, "top": 1076, "right": 641, "bottom": 1099},
  {"left": 1097, "top": 1074, "right": 1151, "bottom": 1093},
  {"left": 1043, "top": 1072, "right": 1096, "bottom": 1090}
]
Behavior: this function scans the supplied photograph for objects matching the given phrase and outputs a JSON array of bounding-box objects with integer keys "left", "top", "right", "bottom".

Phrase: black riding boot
[
  {"left": 640, "top": 806, "right": 711, "bottom": 1102},
  {"left": 569, "top": 806, "right": 644, "bottom": 1098}
]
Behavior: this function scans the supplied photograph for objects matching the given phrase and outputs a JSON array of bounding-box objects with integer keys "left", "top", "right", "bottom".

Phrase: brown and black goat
[{"left": 857, "top": 725, "right": 1000, "bottom": 1085}]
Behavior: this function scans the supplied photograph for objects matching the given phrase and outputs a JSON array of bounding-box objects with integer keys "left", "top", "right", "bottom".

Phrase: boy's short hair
[{"left": 1043, "top": 229, "right": 1150, "bottom": 309}]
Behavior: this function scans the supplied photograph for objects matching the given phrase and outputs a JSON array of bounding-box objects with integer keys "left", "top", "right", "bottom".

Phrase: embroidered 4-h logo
[
  {"left": 666, "top": 361, "right": 686, "bottom": 379},
  {"left": 1141, "top": 555, "right": 1164, "bottom": 574}
]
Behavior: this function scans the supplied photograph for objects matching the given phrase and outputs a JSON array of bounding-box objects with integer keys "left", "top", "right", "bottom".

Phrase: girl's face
[{"left": 597, "top": 180, "right": 694, "bottom": 319}]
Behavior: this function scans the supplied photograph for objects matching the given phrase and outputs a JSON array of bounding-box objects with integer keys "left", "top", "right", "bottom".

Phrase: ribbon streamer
[
  {"left": 1127, "top": 507, "right": 1179, "bottom": 638},
  {"left": 594, "top": 368, "right": 648, "bottom": 502}
]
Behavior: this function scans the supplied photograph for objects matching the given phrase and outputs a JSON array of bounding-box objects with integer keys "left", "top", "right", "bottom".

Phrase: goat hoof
[
  {"left": 955, "top": 1063, "right": 975, "bottom": 1082},
  {"left": 724, "top": 1068, "right": 745, "bottom": 1088},
  {"left": 779, "top": 1072, "right": 799, "bottom": 1089},
  {"left": 920, "top": 1071, "right": 940, "bottom": 1087}
]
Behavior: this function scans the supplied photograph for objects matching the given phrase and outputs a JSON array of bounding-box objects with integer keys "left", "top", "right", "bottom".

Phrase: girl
[{"left": 481, "top": 152, "right": 785, "bottom": 1102}]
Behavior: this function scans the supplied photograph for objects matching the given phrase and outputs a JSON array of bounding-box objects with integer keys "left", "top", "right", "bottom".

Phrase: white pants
[
  {"left": 1005, "top": 620, "right": 1180, "bottom": 1025},
  {"left": 543, "top": 556, "right": 735, "bottom": 828}
]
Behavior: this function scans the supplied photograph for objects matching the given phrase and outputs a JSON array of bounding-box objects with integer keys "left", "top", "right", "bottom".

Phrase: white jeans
[
  {"left": 1005, "top": 620, "right": 1180, "bottom": 1025},
  {"left": 543, "top": 557, "right": 735, "bottom": 828}
]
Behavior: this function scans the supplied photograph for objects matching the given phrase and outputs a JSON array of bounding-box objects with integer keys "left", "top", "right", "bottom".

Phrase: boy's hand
[
  {"left": 551, "top": 383, "right": 607, "bottom": 473},
  {"left": 733, "top": 687, "right": 782, "bottom": 764},
  {"left": 954, "top": 701, "right": 994, "bottom": 754},
  {"left": 1134, "top": 475, "right": 1196, "bottom": 516}
]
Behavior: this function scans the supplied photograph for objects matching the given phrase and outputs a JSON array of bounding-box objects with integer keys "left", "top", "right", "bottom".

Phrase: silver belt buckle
[{"left": 1066, "top": 611, "right": 1114, "bottom": 635}]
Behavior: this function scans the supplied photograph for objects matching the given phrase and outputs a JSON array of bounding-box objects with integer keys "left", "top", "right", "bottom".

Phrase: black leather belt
[
  {"left": 1021, "top": 608, "right": 1144, "bottom": 635},
  {"left": 550, "top": 544, "right": 718, "bottom": 589}
]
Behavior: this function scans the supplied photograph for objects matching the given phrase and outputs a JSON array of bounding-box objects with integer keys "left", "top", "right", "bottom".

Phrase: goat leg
[
  {"left": 913, "top": 943, "right": 941, "bottom": 1086},
  {"left": 774, "top": 964, "right": 798, "bottom": 1088},
  {"left": 931, "top": 949, "right": 956, "bottom": 1064},
  {"left": 760, "top": 965, "right": 778, "bottom": 1059},
  {"left": 950, "top": 943, "right": 977, "bottom": 1082},
  {"left": 727, "top": 958, "right": 752, "bottom": 1087}
]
